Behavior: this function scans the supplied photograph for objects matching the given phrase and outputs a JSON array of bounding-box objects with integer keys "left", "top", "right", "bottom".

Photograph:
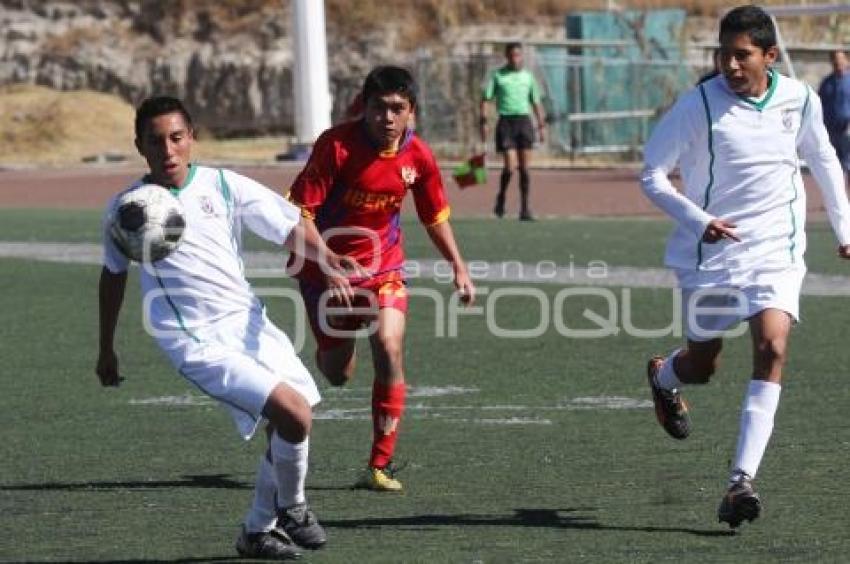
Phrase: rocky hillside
[
  {"left": 1, "top": 1, "right": 844, "bottom": 137},
  {"left": 0, "top": 0, "right": 578, "bottom": 136},
  {"left": 1, "top": 1, "right": 297, "bottom": 135}
]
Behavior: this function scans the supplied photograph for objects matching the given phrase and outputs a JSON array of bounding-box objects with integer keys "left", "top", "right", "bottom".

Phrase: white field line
[
  {"left": 321, "top": 385, "right": 480, "bottom": 400},
  {"left": 3, "top": 242, "right": 850, "bottom": 295},
  {"left": 473, "top": 418, "right": 553, "bottom": 425},
  {"left": 128, "top": 388, "right": 650, "bottom": 426},
  {"left": 129, "top": 393, "right": 215, "bottom": 406}
]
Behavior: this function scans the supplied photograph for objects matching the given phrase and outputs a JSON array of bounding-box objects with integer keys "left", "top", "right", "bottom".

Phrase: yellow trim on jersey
[
  {"left": 426, "top": 207, "right": 451, "bottom": 227},
  {"left": 286, "top": 191, "right": 316, "bottom": 220}
]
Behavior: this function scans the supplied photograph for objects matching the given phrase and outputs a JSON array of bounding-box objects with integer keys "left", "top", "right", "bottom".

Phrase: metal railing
[{"left": 412, "top": 48, "right": 698, "bottom": 158}]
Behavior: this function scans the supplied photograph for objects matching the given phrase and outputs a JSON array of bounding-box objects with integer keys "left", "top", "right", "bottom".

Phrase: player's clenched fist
[{"left": 454, "top": 264, "right": 476, "bottom": 306}]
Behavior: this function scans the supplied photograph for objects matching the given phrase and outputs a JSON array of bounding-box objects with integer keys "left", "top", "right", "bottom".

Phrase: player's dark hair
[
  {"left": 362, "top": 66, "right": 418, "bottom": 108},
  {"left": 719, "top": 5, "right": 776, "bottom": 51},
  {"left": 135, "top": 96, "right": 194, "bottom": 139},
  {"left": 505, "top": 42, "right": 522, "bottom": 56}
]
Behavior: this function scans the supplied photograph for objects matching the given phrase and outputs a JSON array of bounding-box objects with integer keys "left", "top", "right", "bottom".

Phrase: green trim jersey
[
  {"left": 641, "top": 71, "right": 850, "bottom": 286},
  {"left": 482, "top": 67, "right": 542, "bottom": 116},
  {"left": 102, "top": 165, "right": 301, "bottom": 337}
]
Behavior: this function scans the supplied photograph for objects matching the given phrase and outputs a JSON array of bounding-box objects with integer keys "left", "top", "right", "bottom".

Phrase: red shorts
[{"left": 299, "top": 271, "right": 408, "bottom": 351}]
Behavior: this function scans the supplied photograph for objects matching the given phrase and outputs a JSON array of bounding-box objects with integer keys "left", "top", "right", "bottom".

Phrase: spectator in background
[{"left": 818, "top": 49, "right": 850, "bottom": 176}]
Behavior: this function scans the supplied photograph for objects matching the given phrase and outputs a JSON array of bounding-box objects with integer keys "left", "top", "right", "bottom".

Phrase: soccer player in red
[{"left": 287, "top": 66, "right": 475, "bottom": 491}]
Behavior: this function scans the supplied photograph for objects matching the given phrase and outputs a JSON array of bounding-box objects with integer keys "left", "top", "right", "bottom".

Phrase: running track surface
[{"left": 0, "top": 164, "right": 832, "bottom": 218}]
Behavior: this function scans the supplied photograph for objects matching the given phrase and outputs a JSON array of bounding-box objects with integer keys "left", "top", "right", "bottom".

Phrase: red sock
[{"left": 369, "top": 380, "right": 406, "bottom": 468}]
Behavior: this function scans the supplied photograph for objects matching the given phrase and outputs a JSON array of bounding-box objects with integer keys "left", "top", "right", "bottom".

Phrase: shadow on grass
[
  {"left": 0, "top": 474, "right": 251, "bottom": 491},
  {"left": 8, "top": 508, "right": 734, "bottom": 562},
  {"left": 323, "top": 507, "right": 735, "bottom": 537},
  {"left": 0, "top": 475, "right": 373, "bottom": 493},
  {"left": 14, "top": 559, "right": 245, "bottom": 564}
]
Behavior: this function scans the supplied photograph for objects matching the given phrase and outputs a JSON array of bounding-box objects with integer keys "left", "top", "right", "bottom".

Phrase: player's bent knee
[
  {"left": 383, "top": 341, "right": 404, "bottom": 365},
  {"left": 276, "top": 420, "right": 310, "bottom": 443},
  {"left": 324, "top": 368, "right": 354, "bottom": 387},
  {"left": 317, "top": 345, "right": 356, "bottom": 387},
  {"left": 272, "top": 406, "right": 311, "bottom": 443},
  {"left": 263, "top": 385, "right": 313, "bottom": 442},
  {"left": 755, "top": 337, "right": 787, "bottom": 368},
  {"left": 318, "top": 356, "right": 356, "bottom": 386},
  {"left": 375, "top": 337, "right": 403, "bottom": 368}
]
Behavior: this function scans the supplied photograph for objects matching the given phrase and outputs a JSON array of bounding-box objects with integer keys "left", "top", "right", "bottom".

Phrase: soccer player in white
[
  {"left": 96, "top": 96, "right": 364, "bottom": 559},
  {"left": 641, "top": 6, "right": 850, "bottom": 528}
]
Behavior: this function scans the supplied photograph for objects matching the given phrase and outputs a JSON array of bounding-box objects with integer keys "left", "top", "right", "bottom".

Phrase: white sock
[
  {"left": 731, "top": 379, "right": 782, "bottom": 483},
  {"left": 270, "top": 432, "right": 309, "bottom": 509},
  {"left": 244, "top": 454, "right": 277, "bottom": 533},
  {"left": 655, "top": 348, "right": 683, "bottom": 391}
]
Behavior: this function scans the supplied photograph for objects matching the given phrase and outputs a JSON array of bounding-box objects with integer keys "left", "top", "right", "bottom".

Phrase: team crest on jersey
[
  {"left": 401, "top": 166, "right": 419, "bottom": 187},
  {"left": 199, "top": 195, "right": 215, "bottom": 215},
  {"left": 781, "top": 108, "right": 795, "bottom": 131}
]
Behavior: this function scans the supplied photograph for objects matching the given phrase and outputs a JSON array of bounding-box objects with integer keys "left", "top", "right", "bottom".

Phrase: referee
[{"left": 479, "top": 42, "right": 546, "bottom": 221}]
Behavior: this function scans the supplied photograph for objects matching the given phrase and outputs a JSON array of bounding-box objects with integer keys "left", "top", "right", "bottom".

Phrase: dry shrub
[
  {"left": 41, "top": 26, "right": 103, "bottom": 55},
  {"left": 1, "top": 92, "right": 65, "bottom": 151},
  {"left": 0, "top": 85, "right": 137, "bottom": 165},
  {"left": 325, "top": 0, "right": 824, "bottom": 44}
]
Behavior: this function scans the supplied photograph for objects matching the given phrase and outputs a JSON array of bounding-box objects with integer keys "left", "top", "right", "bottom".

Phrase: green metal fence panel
[{"left": 564, "top": 9, "right": 691, "bottom": 151}]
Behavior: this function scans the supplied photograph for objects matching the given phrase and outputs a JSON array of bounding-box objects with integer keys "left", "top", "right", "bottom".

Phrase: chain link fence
[{"left": 412, "top": 46, "right": 703, "bottom": 160}]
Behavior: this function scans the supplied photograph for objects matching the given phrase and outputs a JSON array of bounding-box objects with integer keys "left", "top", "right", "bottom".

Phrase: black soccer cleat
[
  {"left": 718, "top": 478, "right": 761, "bottom": 529},
  {"left": 647, "top": 356, "right": 691, "bottom": 439},
  {"left": 493, "top": 202, "right": 505, "bottom": 218},
  {"left": 235, "top": 526, "right": 302, "bottom": 560},
  {"left": 276, "top": 503, "right": 327, "bottom": 550}
]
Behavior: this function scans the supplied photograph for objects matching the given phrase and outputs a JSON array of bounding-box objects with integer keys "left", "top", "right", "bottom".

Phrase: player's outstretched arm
[
  {"left": 425, "top": 221, "right": 475, "bottom": 305},
  {"left": 97, "top": 267, "right": 127, "bottom": 387},
  {"left": 284, "top": 216, "right": 368, "bottom": 308}
]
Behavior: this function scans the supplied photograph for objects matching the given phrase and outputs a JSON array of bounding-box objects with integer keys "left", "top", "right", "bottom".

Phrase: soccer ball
[{"left": 109, "top": 184, "right": 186, "bottom": 262}]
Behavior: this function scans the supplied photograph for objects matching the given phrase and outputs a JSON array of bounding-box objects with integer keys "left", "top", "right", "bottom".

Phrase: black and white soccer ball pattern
[{"left": 109, "top": 184, "right": 186, "bottom": 262}]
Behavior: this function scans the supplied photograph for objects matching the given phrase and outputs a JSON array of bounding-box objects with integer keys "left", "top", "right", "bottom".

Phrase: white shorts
[
  {"left": 158, "top": 308, "right": 321, "bottom": 440},
  {"left": 677, "top": 267, "right": 805, "bottom": 342}
]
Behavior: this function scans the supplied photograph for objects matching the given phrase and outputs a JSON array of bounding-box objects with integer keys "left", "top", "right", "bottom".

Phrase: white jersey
[
  {"left": 102, "top": 164, "right": 300, "bottom": 339},
  {"left": 641, "top": 71, "right": 850, "bottom": 286}
]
